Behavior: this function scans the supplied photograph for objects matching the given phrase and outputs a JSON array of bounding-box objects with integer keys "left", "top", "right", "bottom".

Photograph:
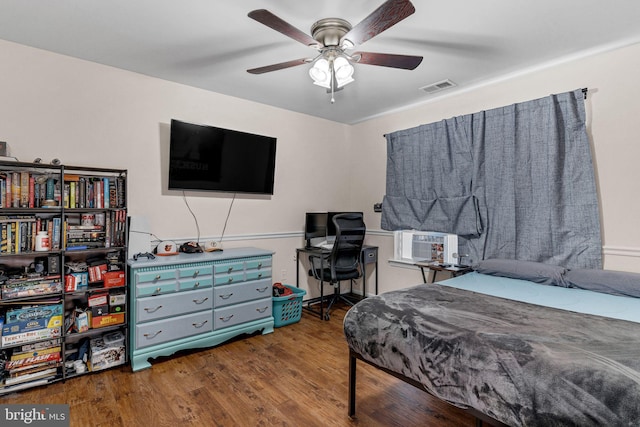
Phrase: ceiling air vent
[{"left": 420, "top": 79, "right": 456, "bottom": 94}]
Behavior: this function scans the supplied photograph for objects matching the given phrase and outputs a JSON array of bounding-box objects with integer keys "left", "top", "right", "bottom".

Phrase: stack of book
[
  {"left": 66, "top": 224, "right": 105, "bottom": 249},
  {"left": 1, "top": 339, "right": 62, "bottom": 389}
]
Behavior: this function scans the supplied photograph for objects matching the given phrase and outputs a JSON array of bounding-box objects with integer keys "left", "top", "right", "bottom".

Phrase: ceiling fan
[{"left": 246, "top": 0, "right": 423, "bottom": 103}]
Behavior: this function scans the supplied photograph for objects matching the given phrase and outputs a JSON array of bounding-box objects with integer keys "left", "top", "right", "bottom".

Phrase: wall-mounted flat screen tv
[{"left": 168, "top": 119, "right": 277, "bottom": 195}]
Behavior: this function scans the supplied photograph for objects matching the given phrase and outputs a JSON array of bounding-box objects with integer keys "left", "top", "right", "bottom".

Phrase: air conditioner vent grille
[{"left": 420, "top": 79, "right": 456, "bottom": 94}]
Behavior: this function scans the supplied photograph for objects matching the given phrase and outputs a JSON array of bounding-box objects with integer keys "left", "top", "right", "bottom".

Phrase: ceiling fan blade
[
  {"left": 247, "top": 58, "right": 311, "bottom": 74},
  {"left": 248, "top": 9, "right": 320, "bottom": 48},
  {"left": 341, "top": 0, "right": 416, "bottom": 47},
  {"left": 353, "top": 52, "right": 423, "bottom": 70}
]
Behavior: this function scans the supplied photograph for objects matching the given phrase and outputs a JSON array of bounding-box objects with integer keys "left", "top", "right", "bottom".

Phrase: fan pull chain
[{"left": 330, "top": 58, "right": 336, "bottom": 103}]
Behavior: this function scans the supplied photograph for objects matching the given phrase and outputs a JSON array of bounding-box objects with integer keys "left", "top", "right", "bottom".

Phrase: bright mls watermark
[{"left": 1, "top": 405, "right": 69, "bottom": 426}]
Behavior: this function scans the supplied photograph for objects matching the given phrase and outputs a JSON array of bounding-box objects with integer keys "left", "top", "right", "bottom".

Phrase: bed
[{"left": 343, "top": 260, "right": 640, "bottom": 426}]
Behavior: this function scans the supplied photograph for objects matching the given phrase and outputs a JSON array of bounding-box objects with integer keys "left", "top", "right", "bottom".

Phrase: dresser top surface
[{"left": 127, "top": 247, "right": 273, "bottom": 268}]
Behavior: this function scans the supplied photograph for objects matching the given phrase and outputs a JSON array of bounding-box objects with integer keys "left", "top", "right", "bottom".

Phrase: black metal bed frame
[{"left": 348, "top": 349, "right": 509, "bottom": 427}]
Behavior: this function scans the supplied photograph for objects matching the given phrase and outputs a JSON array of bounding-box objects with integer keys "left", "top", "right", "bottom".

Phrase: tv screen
[{"left": 168, "top": 119, "right": 277, "bottom": 194}]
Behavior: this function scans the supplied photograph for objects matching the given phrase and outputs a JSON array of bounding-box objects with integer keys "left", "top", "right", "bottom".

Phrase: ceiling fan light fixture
[
  {"left": 309, "top": 54, "right": 355, "bottom": 90},
  {"left": 334, "top": 56, "right": 355, "bottom": 86},
  {"left": 309, "top": 58, "right": 331, "bottom": 88}
]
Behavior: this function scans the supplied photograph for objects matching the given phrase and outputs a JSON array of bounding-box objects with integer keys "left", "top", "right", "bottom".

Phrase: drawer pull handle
[
  {"left": 144, "top": 331, "right": 162, "bottom": 339},
  {"left": 193, "top": 297, "right": 209, "bottom": 305},
  {"left": 152, "top": 287, "right": 162, "bottom": 295},
  {"left": 194, "top": 282, "right": 200, "bottom": 288},
  {"left": 227, "top": 267, "right": 233, "bottom": 273},
  {"left": 144, "top": 305, "right": 163, "bottom": 313},
  {"left": 193, "top": 270, "right": 200, "bottom": 277},
  {"left": 257, "top": 273, "right": 263, "bottom": 278},
  {"left": 220, "top": 293, "right": 233, "bottom": 300},
  {"left": 154, "top": 275, "right": 161, "bottom": 281},
  {"left": 219, "top": 314, "right": 234, "bottom": 322},
  {"left": 192, "top": 320, "right": 208, "bottom": 328},
  {"left": 257, "top": 286, "right": 268, "bottom": 293},
  {"left": 256, "top": 306, "right": 269, "bottom": 313},
  {"left": 227, "top": 277, "right": 234, "bottom": 283},
  {"left": 257, "top": 262, "right": 262, "bottom": 269}
]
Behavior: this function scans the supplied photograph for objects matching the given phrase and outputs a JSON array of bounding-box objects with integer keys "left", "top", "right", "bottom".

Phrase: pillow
[
  {"left": 564, "top": 269, "right": 640, "bottom": 298},
  {"left": 474, "top": 259, "right": 567, "bottom": 287}
]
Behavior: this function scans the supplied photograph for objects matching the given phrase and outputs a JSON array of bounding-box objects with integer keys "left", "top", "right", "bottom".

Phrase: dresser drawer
[
  {"left": 179, "top": 276, "right": 213, "bottom": 291},
  {"left": 135, "top": 269, "right": 177, "bottom": 284},
  {"left": 214, "top": 272, "right": 245, "bottom": 286},
  {"left": 136, "top": 310, "right": 213, "bottom": 349},
  {"left": 245, "top": 268, "right": 271, "bottom": 281},
  {"left": 213, "top": 278, "right": 272, "bottom": 308},
  {"left": 136, "top": 288, "right": 213, "bottom": 323},
  {"left": 214, "top": 297, "right": 272, "bottom": 330},
  {"left": 214, "top": 261, "right": 245, "bottom": 275},
  {"left": 178, "top": 265, "right": 212, "bottom": 279},
  {"left": 136, "top": 280, "right": 178, "bottom": 297},
  {"left": 245, "top": 257, "right": 272, "bottom": 271}
]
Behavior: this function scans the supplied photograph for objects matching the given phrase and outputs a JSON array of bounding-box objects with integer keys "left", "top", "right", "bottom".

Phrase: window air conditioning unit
[{"left": 393, "top": 230, "right": 458, "bottom": 265}]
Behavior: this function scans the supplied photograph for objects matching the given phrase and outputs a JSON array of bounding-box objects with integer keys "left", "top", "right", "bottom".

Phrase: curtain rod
[{"left": 383, "top": 88, "right": 590, "bottom": 137}]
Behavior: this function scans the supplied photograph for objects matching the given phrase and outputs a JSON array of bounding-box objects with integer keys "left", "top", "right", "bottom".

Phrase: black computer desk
[{"left": 295, "top": 245, "right": 378, "bottom": 320}]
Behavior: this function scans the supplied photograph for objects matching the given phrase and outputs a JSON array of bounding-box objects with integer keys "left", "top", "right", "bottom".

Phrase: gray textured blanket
[{"left": 343, "top": 284, "right": 640, "bottom": 426}]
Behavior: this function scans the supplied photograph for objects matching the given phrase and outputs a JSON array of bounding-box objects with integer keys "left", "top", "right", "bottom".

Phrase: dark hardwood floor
[{"left": 1, "top": 304, "right": 479, "bottom": 427}]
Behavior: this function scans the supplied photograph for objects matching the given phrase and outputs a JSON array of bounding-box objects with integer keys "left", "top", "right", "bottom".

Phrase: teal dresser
[{"left": 128, "top": 247, "right": 274, "bottom": 371}]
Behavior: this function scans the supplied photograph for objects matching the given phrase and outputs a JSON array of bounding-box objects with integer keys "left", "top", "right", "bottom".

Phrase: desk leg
[
  {"left": 320, "top": 276, "right": 325, "bottom": 321},
  {"left": 420, "top": 266, "right": 428, "bottom": 283},
  {"left": 374, "top": 259, "right": 378, "bottom": 295},
  {"left": 296, "top": 250, "right": 300, "bottom": 288},
  {"left": 362, "top": 262, "right": 367, "bottom": 297}
]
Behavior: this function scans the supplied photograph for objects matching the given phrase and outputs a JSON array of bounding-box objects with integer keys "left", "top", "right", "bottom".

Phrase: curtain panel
[{"left": 381, "top": 89, "right": 602, "bottom": 269}]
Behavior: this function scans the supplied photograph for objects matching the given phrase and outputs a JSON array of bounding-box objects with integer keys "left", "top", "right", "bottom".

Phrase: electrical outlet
[{"left": 281, "top": 269, "right": 287, "bottom": 281}]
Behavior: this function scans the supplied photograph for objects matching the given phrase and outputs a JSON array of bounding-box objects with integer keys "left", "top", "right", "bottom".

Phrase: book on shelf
[
  {"left": 60, "top": 175, "right": 125, "bottom": 209},
  {"left": 3, "top": 367, "right": 58, "bottom": 386},
  {"left": 1, "top": 327, "right": 62, "bottom": 347},
  {"left": 1, "top": 276, "right": 62, "bottom": 300},
  {"left": 6, "top": 361, "right": 61, "bottom": 383},
  {"left": 13, "top": 338, "right": 62, "bottom": 353},
  {"left": 19, "top": 172, "right": 29, "bottom": 207},
  {"left": 0, "top": 216, "right": 61, "bottom": 254},
  {"left": 105, "top": 209, "right": 127, "bottom": 247},
  {"left": 6, "top": 351, "right": 62, "bottom": 371},
  {"left": 9, "top": 345, "right": 62, "bottom": 362},
  {"left": 11, "top": 172, "right": 20, "bottom": 208},
  {"left": 28, "top": 175, "right": 35, "bottom": 208},
  {"left": 0, "top": 170, "right": 63, "bottom": 209}
]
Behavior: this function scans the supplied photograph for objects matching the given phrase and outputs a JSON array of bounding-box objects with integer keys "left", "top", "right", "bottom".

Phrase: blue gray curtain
[{"left": 381, "top": 89, "right": 602, "bottom": 269}]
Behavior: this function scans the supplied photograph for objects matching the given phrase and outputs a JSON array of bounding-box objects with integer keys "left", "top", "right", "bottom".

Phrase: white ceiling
[{"left": 1, "top": 1, "right": 640, "bottom": 124}]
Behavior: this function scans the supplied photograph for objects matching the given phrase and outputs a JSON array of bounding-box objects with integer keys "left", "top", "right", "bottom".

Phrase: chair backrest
[{"left": 329, "top": 213, "right": 366, "bottom": 278}]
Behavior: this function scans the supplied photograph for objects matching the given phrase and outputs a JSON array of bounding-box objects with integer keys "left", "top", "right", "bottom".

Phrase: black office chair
[{"left": 309, "top": 213, "right": 366, "bottom": 320}]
